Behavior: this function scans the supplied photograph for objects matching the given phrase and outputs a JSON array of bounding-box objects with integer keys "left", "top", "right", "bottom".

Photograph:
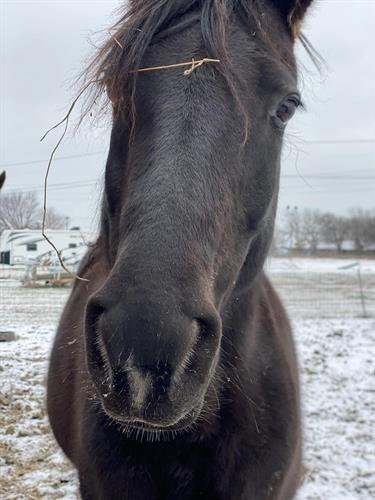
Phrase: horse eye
[{"left": 273, "top": 95, "right": 301, "bottom": 128}]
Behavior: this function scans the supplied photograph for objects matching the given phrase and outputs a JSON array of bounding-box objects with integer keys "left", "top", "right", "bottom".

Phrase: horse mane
[
  {"left": 79, "top": 0, "right": 321, "bottom": 129},
  {"left": 79, "top": 0, "right": 265, "bottom": 126}
]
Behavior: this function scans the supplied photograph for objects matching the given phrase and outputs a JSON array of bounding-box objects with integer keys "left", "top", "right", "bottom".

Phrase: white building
[{"left": 0, "top": 228, "right": 94, "bottom": 266}]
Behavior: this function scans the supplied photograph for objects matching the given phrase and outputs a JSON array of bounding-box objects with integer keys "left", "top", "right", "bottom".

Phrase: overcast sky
[{"left": 1, "top": 0, "right": 374, "bottom": 231}]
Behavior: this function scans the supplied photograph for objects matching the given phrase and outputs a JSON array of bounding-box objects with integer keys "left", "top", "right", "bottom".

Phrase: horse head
[{"left": 83, "top": 0, "right": 314, "bottom": 433}]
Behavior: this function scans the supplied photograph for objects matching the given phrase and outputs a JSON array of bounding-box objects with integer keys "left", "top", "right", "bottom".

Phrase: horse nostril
[
  {"left": 195, "top": 314, "right": 221, "bottom": 344},
  {"left": 176, "top": 314, "right": 220, "bottom": 381},
  {"left": 86, "top": 299, "right": 105, "bottom": 326},
  {"left": 85, "top": 298, "right": 109, "bottom": 377}
]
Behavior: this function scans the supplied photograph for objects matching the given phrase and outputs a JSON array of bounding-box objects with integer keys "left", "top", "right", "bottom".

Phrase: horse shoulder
[{"left": 47, "top": 239, "right": 108, "bottom": 463}]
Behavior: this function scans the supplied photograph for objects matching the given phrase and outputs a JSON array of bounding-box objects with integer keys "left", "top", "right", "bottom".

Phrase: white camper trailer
[{"left": 0, "top": 228, "right": 92, "bottom": 266}]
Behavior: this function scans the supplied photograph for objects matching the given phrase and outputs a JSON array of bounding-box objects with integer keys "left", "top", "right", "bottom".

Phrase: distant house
[{"left": 0, "top": 228, "right": 94, "bottom": 266}]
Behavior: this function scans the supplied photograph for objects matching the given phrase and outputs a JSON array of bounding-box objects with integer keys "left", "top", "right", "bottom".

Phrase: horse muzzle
[{"left": 84, "top": 287, "right": 221, "bottom": 431}]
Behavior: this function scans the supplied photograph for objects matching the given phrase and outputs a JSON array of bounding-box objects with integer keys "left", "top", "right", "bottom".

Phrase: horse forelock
[{"left": 78, "top": 0, "right": 311, "bottom": 128}]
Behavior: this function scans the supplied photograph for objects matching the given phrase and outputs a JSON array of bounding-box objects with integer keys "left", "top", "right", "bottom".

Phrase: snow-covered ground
[
  {"left": 295, "top": 319, "right": 374, "bottom": 499},
  {"left": 0, "top": 282, "right": 374, "bottom": 499},
  {"left": 266, "top": 257, "right": 375, "bottom": 274}
]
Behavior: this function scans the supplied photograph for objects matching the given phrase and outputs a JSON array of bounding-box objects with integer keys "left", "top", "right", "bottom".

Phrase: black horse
[{"left": 47, "top": 1, "right": 315, "bottom": 498}]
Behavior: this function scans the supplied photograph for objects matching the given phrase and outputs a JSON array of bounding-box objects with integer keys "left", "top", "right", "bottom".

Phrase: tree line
[
  {"left": 0, "top": 191, "right": 67, "bottom": 232},
  {"left": 1, "top": 191, "right": 374, "bottom": 255},
  {"left": 274, "top": 206, "right": 375, "bottom": 254}
]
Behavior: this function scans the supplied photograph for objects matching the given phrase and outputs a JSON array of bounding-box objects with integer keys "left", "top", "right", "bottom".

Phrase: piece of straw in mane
[
  {"left": 78, "top": 0, "right": 252, "bottom": 131},
  {"left": 78, "top": 0, "right": 320, "bottom": 129}
]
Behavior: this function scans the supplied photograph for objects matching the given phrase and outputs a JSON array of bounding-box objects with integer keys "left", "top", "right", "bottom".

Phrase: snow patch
[{"left": 0, "top": 287, "right": 374, "bottom": 498}]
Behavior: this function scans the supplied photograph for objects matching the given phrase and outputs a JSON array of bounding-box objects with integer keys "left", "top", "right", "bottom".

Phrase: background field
[{"left": 0, "top": 258, "right": 374, "bottom": 499}]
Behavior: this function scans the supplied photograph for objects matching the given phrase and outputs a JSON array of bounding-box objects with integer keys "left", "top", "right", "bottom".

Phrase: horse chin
[{"left": 101, "top": 400, "right": 203, "bottom": 438}]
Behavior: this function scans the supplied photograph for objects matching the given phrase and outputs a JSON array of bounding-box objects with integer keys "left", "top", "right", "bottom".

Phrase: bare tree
[
  {"left": 282, "top": 207, "right": 322, "bottom": 253},
  {"left": 0, "top": 191, "right": 67, "bottom": 231},
  {"left": 300, "top": 209, "right": 322, "bottom": 254},
  {"left": 320, "top": 213, "right": 349, "bottom": 253},
  {"left": 348, "top": 208, "right": 375, "bottom": 252},
  {"left": 37, "top": 207, "right": 67, "bottom": 230},
  {"left": 364, "top": 209, "right": 375, "bottom": 248},
  {"left": 0, "top": 191, "right": 40, "bottom": 230},
  {"left": 283, "top": 206, "right": 304, "bottom": 250},
  {"left": 276, "top": 206, "right": 374, "bottom": 255},
  {"left": 271, "top": 224, "right": 289, "bottom": 254}
]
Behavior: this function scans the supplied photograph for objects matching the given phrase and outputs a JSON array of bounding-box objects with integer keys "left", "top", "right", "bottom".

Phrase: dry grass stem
[
  {"left": 134, "top": 58, "right": 220, "bottom": 75},
  {"left": 40, "top": 81, "right": 98, "bottom": 282}
]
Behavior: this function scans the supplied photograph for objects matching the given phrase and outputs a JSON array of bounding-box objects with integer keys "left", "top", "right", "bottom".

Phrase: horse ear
[
  {"left": 0, "top": 171, "right": 5, "bottom": 191},
  {"left": 270, "top": 0, "right": 314, "bottom": 37}
]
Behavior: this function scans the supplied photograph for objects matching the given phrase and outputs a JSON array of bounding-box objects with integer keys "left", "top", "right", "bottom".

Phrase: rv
[{"left": 0, "top": 228, "right": 93, "bottom": 266}]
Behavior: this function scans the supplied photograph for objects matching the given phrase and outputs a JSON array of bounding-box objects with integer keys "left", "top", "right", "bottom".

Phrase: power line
[
  {"left": 302, "top": 139, "right": 375, "bottom": 145},
  {"left": 282, "top": 174, "right": 374, "bottom": 180},
  {"left": 0, "top": 151, "right": 105, "bottom": 167},
  {"left": 4, "top": 180, "right": 100, "bottom": 193},
  {"left": 281, "top": 187, "right": 375, "bottom": 195},
  {"left": 1, "top": 138, "right": 374, "bottom": 168}
]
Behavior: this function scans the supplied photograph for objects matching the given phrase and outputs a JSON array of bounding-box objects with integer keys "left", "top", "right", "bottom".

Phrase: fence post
[{"left": 357, "top": 267, "right": 368, "bottom": 318}]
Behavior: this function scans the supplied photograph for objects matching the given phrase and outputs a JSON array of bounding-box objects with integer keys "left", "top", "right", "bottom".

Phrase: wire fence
[
  {"left": 270, "top": 270, "right": 374, "bottom": 318},
  {"left": 0, "top": 265, "right": 374, "bottom": 328},
  {"left": 0, "top": 280, "right": 69, "bottom": 329}
]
